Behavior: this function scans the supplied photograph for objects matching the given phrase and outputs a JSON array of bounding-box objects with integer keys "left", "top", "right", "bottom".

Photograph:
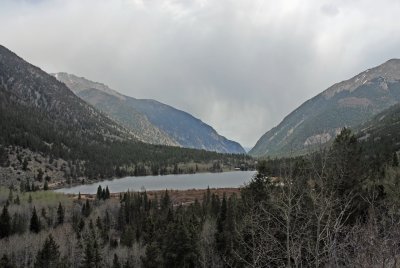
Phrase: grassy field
[{"left": 0, "top": 186, "right": 70, "bottom": 208}]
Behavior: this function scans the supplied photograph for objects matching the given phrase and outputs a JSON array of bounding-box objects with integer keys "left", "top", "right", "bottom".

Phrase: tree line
[
  {"left": 1, "top": 128, "right": 400, "bottom": 267},
  {"left": 0, "top": 90, "right": 253, "bottom": 184}
]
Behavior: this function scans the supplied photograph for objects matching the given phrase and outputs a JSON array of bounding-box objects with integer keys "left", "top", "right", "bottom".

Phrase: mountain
[
  {"left": 0, "top": 45, "right": 252, "bottom": 186},
  {"left": 250, "top": 59, "right": 400, "bottom": 157},
  {"left": 358, "top": 103, "right": 400, "bottom": 156},
  {"left": 0, "top": 45, "right": 135, "bottom": 145},
  {"left": 53, "top": 73, "right": 178, "bottom": 147},
  {"left": 54, "top": 73, "right": 246, "bottom": 154},
  {"left": 129, "top": 99, "right": 245, "bottom": 154}
]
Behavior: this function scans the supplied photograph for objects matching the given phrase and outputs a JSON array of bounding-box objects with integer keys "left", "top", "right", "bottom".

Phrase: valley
[{"left": 1, "top": 40, "right": 400, "bottom": 268}]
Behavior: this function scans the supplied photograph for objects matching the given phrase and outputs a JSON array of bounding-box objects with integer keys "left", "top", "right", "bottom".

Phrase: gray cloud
[
  {"left": 1, "top": 0, "right": 400, "bottom": 147},
  {"left": 321, "top": 4, "right": 339, "bottom": 16}
]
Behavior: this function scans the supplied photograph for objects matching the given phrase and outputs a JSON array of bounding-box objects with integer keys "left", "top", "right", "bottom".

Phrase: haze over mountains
[
  {"left": 54, "top": 73, "right": 245, "bottom": 154},
  {"left": 0, "top": 44, "right": 252, "bottom": 186},
  {"left": 3, "top": 38, "right": 400, "bottom": 162},
  {"left": 250, "top": 59, "right": 400, "bottom": 157}
]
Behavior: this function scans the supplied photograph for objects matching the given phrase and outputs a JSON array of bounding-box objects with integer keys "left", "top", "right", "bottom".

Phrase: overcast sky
[{"left": 1, "top": 0, "right": 400, "bottom": 147}]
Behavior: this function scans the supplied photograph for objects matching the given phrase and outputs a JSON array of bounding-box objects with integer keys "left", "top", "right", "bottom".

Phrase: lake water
[{"left": 55, "top": 170, "right": 257, "bottom": 194}]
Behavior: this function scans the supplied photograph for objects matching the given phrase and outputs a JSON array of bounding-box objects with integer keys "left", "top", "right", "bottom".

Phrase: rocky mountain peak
[
  {"left": 323, "top": 58, "right": 400, "bottom": 99},
  {"left": 54, "top": 72, "right": 126, "bottom": 101},
  {"left": 250, "top": 58, "right": 400, "bottom": 157}
]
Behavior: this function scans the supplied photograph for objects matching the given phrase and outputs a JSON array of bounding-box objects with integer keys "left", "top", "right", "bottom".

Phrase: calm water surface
[{"left": 55, "top": 170, "right": 257, "bottom": 194}]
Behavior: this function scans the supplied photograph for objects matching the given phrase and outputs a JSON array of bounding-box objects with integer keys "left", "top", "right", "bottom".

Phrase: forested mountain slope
[
  {"left": 357, "top": 103, "right": 400, "bottom": 160},
  {"left": 0, "top": 45, "right": 251, "bottom": 186},
  {"left": 0, "top": 46, "right": 134, "bottom": 143},
  {"left": 250, "top": 59, "right": 400, "bottom": 157}
]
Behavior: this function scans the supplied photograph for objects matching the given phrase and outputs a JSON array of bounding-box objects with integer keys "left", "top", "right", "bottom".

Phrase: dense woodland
[{"left": 0, "top": 128, "right": 400, "bottom": 267}]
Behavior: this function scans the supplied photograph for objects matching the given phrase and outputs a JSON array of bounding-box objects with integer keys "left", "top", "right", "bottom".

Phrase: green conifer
[
  {"left": 34, "top": 234, "right": 60, "bottom": 268},
  {"left": 57, "top": 202, "right": 64, "bottom": 225},
  {"left": 0, "top": 205, "right": 11, "bottom": 238},
  {"left": 112, "top": 254, "right": 121, "bottom": 268},
  {"left": 30, "top": 207, "right": 41, "bottom": 233}
]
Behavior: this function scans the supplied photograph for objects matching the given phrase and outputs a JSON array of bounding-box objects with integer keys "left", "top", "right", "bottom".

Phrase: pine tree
[
  {"left": 206, "top": 186, "right": 211, "bottom": 205},
  {"left": 14, "top": 195, "right": 20, "bottom": 205},
  {"left": 211, "top": 193, "right": 220, "bottom": 217},
  {"left": 30, "top": 207, "right": 41, "bottom": 233},
  {"left": 104, "top": 211, "right": 111, "bottom": 231},
  {"left": 57, "top": 202, "right": 64, "bottom": 225},
  {"left": 37, "top": 168, "right": 44, "bottom": 182},
  {"left": 22, "top": 157, "right": 29, "bottom": 171},
  {"left": 142, "top": 242, "right": 162, "bottom": 268},
  {"left": 7, "top": 189, "right": 13, "bottom": 203},
  {"left": 95, "top": 216, "right": 102, "bottom": 230},
  {"left": 11, "top": 213, "right": 25, "bottom": 235},
  {"left": 0, "top": 205, "right": 11, "bottom": 238},
  {"left": 82, "top": 200, "right": 91, "bottom": 217},
  {"left": 41, "top": 208, "right": 47, "bottom": 219},
  {"left": 105, "top": 186, "right": 110, "bottom": 199},
  {"left": 163, "top": 220, "right": 199, "bottom": 267},
  {"left": 166, "top": 208, "right": 174, "bottom": 223},
  {"left": 112, "top": 254, "right": 121, "bottom": 268},
  {"left": 173, "top": 164, "right": 179, "bottom": 174},
  {"left": 216, "top": 193, "right": 228, "bottom": 255},
  {"left": 19, "top": 181, "right": 25, "bottom": 193},
  {"left": 25, "top": 180, "right": 31, "bottom": 192},
  {"left": 93, "top": 240, "right": 102, "bottom": 268},
  {"left": 0, "top": 253, "right": 15, "bottom": 268},
  {"left": 393, "top": 152, "right": 399, "bottom": 167},
  {"left": 78, "top": 218, "right": 85, "bottom": 233},
  {"left": 121, "top": 226, "right": 135, "bottom": 247},
  {"left": 82, "top": 240, "right": 94, "bottom": 268},
  {"left": 34, "top": 234, "right": 61, "bottom": 268},
  {"left": 161, "top": 190, "right": 171, "bottom": 211},
  {"left": 96, "top": 185, "right": 103, "bottom": 200},
  {"left": 43, "top": 181, "right": 49, "bottom": 191},
  {"left": 123, "top": 259, "right": 134, "bottom": 268}
]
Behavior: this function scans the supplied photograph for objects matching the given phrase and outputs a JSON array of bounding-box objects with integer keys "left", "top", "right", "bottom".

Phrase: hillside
[
  {"left": 54, "top": 73, "right": 245, "bottom": 154},
  {"left": 0, "top": 46, "right": 134, "bottom": 143},
  {"left": 130, "top": 98, "right": 245, "bottom": 154},
  {"left": 357, "top": 103, "right": 400, "bottom": 158},
  {"left": 53, "top": 73, "right": 178, "bottom": 146},
  {"left": 250, "top": 59, "right": 400, "bottom": 157},
  {"left": 0, "top": 45, "right": 252, "bottom": 187}
]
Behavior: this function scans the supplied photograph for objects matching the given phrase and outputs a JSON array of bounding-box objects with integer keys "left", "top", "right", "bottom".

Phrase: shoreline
[
  {"left": 52, "top": 169, "right": 256, "bottom": 191},
  {"left": 66, "top": 187, "right": 242, "bottom": 205}
]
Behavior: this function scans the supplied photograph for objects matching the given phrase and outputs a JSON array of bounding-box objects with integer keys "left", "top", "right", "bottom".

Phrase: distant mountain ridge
[
  {"left": 54, "top": 73, "right": 246, "bottom": 154},
  {"left": 54, "top": 73, "right": 178, "bottom": 146},
  {"left": 250, "top": 59, "right": 400, "bottom": 157}
]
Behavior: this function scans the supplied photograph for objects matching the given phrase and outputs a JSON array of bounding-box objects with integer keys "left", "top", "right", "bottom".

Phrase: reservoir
[{"left": 55, "top": 170, "right": 257, "bottom": 194}]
